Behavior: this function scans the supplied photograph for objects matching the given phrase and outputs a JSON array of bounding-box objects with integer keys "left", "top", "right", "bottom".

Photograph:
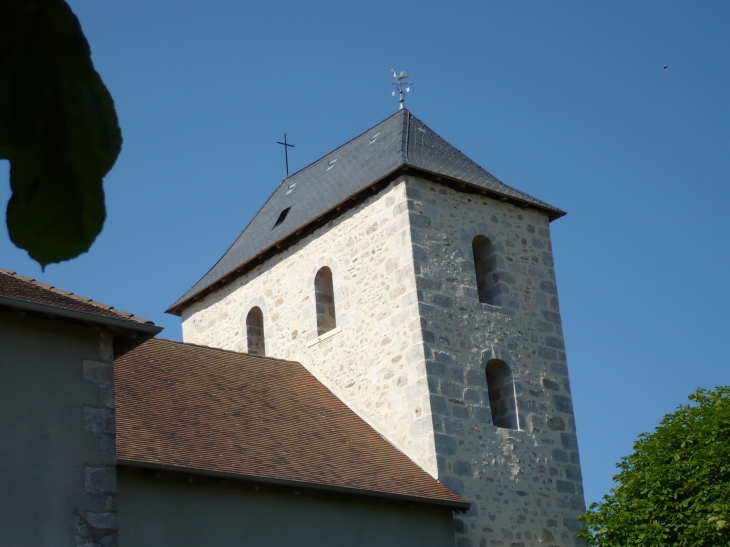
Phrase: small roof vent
[{"left": 273, "top": 207, "right": 291, "bottom": 228}]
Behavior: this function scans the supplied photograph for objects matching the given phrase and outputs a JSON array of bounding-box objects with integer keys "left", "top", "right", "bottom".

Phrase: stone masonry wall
[
  {"left": 0, "top": 314, "right": 120, "bottom": 546},
  {"left": 182, "top": 180, "right": 439, "bottom": 476},
  {"left": 182, "top": 173, "right": 586, "bottom": 547},
  {"left": 78, "top": 330, "right": 119, "bottom": 547},
  {"left": 405, "top": 176, "right": 585, "bottom": 547}
]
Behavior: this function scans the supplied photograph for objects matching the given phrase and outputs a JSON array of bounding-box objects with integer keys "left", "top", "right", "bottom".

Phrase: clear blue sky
[{"left": 2, "top": 1, "right": 728, "bottom": 506}]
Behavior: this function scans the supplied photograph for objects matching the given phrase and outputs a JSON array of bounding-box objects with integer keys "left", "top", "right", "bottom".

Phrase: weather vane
[
  {"left": 276, "top": 132, "right": 295, "bottom": 178},
  {"left": 390, "top": 69, "right": 413, "bottom": 110}
]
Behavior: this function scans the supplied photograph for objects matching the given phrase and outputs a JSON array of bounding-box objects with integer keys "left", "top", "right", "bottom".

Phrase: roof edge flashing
[
  {"left": 0, "top": 295, "right": 161, "bottom": 334},
  {"left": 0, "top": 295, "right": 163, "bottom": 359}
]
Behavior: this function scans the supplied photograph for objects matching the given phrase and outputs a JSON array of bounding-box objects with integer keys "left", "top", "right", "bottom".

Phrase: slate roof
[
  {"left": 0, "top": 268, "right": 156, "bottom": 328},
  {"left": 115, "top": 338, "right": 468, "bottom": 509},
  {"left": 169, "top": 109, "right": 564, "bottom": 314}
]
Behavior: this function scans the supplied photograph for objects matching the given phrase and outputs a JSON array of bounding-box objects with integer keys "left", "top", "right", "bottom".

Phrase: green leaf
[
  {"left": 0, "top": 0, "right": 121, "bottom": 267},
  {"left": 579, "top": 387, "right": 730, "bottom": 547}
]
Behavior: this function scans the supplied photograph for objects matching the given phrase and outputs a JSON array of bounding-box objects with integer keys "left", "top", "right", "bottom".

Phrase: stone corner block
[
  {"left": 84, "top": 465, "right": 118, "bottom": 494},
  {"left": 86, "top": 511, "right": 119, "bottom": 530},
  {"left": 84, "top": 406, "right": 116, "bottom": 436},
  {"left": 83, "top": 361, "right": 114, "bottom": 385},
  {"left": 98, "top": 332, "right": 114, "bottom": 363}
]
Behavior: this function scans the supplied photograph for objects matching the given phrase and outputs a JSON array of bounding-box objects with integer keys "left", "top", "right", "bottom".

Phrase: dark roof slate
[
  {"left": 115, "top": 338, "right": 468, "bottom": 508},
  {"left": 0, "top": 268, "right": 155, "bottom": 326},
  {"left": 170, "top": 109, "right": 563, "bottom": 313}
]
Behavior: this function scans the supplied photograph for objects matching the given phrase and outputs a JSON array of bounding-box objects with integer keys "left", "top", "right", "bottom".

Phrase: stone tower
[{"left": 169, "top": 110, "right": 585, "bottom": 546}]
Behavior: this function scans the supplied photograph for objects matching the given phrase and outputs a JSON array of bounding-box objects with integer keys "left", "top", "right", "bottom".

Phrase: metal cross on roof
[
  {"left": 277, "top": 133, "right": 295, "bottom": 178},
  {"left": 390, "top": 69, "right": 413, "bottom": 110}
]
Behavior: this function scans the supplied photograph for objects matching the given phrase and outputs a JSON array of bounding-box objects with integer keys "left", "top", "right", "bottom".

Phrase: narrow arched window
[
  {"left": 472, "top": 235, "right": 498, "bottom": 304},
  {"left": 485, "top": 359, "right": 519, "bottom": 430},
  {"left": 246, "top": 307, "right": 265, "bottom": 356},
  {"left": 315, "top": 267, "right": 336, "bottom": 335}
]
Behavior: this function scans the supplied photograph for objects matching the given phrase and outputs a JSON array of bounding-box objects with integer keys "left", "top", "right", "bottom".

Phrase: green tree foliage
[
  {"left": 579, "top": 387, "right": 730, "bottom": 546},
  {"left": 0, "top": 0, "right": 121, "bottom": 267}
]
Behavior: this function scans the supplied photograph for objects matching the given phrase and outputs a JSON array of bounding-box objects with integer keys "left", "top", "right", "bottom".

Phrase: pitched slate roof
[
  {"left": 0, "top": 268, "right": 156, "bottom": 328},
  {"left": 169, "top": 109, "right": 564, "bottom": 314},
  {"left": 115, "top": 338, "right": 468, "bottom": 509}
]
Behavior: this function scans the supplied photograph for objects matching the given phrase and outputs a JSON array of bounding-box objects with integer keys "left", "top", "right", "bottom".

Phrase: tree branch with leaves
[
  {"left": 0, "top": 0, "right": 121, "bottom": 268},
  {"left": 580, "top": 387, "right": 730, "bottom": 547}
]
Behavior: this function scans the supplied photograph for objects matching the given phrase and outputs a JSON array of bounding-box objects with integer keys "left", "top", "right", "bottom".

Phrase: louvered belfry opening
[
  {"left": 472, "top": 235, "right": 502, "bottom": 305},
  {"left": 246, "top": 307, "right": 265, "bottom": 356},
  {"left": 314, "top": 267, "right": 336, "bottom": 336},
  {"left": 485, "top": 359, "right": 519, "bottom": 430}
]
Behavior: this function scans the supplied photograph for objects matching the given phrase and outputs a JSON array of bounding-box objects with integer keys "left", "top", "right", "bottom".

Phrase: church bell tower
[{"left": 171, "top": 109, "right": 586, "bottom": 547}]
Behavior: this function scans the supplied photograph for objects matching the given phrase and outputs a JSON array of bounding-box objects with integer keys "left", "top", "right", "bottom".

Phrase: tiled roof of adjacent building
[
  {"left": 115, "top": 338, "right": 468, "bottom": 509},
  {"left": 0, "top": 268, "right": 155, "bottom": 327},
  {"left": 168, "top": 109, "right": 564, "bottom": 314}
]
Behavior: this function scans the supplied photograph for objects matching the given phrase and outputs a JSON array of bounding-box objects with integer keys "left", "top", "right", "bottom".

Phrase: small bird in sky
[{"left": 663, "top": 65, "right": 668, "bottom": 70}]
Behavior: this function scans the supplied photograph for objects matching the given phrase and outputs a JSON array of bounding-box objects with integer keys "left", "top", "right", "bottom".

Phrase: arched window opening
[
  {"left": 246, "top": 307, "right": 265, "bottom": 356},
  {"left": 315, "top": 267, "right": 336, "bottom": 336},
  {"left": 485, "top": 359, "right": 519, "bottom": 430},
  {"left": 472, "top": 235, "right": 500, "bottom": 305}
]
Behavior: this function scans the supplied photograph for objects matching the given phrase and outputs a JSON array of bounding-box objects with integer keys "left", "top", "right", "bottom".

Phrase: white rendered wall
[{"left": 182, "top": 180, "right": 438, "bottom": 476}]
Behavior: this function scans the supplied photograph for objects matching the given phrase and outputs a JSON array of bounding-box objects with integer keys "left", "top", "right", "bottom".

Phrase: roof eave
[
  {"left": 0, "top": 295, "right": 163, "bottom": 358},
  {"left": 403, "top": 165, "right": 567, "bottom": 221},
  {"left": 117, "top": 459, "right": 470, "bottom": 510}
]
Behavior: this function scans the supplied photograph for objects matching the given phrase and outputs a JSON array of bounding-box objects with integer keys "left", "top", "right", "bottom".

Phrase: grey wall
[
  {"left": 0, "top": 309, "right": 117, "bottom": 547},
  {"left": 404, "top": 177, "right": 585, "bottom": 546},
  {"left": 118, "top": 467, "right": 456, "bottom": 547}
]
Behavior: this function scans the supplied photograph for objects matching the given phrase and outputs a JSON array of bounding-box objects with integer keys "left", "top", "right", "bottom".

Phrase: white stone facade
[
  {"left": 181, "top": 175, "right": 585, "bottom": 547},
  {"left": 182, "top": 180, "right": 439, "bottom": 476}
]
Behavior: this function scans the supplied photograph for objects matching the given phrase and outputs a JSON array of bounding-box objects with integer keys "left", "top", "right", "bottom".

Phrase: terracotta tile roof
[
  {"left": 115, "top": 338, "right": 467, "bottom": 508},
  {"left": 0, "top": 268, "right": 153, "bottom": 326}
]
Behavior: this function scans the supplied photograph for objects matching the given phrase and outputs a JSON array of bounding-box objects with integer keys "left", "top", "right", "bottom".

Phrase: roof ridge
[{"left": 400, "top": 108, "right": 409, "bottom": 164}]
